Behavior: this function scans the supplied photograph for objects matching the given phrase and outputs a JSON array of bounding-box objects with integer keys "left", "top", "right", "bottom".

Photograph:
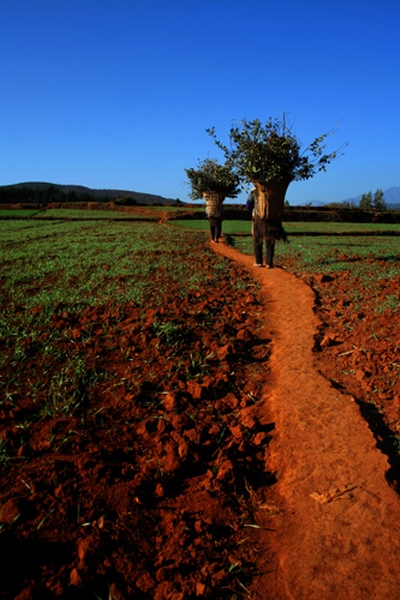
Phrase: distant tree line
[
  {"left": 0, "top": 185, "right": 116, "bottom": 205},
  {"left": 359, "top": 188, "right": 386, "bottom": 210},
  {"left": 323, "top": 188, "right": 387, "bottom": 210}
]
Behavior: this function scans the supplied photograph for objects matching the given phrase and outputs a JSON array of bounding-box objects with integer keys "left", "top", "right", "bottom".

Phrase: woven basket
[
  {"left": 252, "top": 180, "right": 290, "bottom": 220},
  {"left": 203, "top": 192, "right": 226, "bottom": 218}
]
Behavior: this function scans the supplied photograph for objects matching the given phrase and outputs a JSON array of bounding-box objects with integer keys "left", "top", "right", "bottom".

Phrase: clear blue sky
[{"left": 1, "top": 0, "right": 399, "bottom": 205}]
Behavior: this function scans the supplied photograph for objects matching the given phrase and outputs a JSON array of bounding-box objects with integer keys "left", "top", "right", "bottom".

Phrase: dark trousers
[
  {"left": 209, "top": 218, "right": 222, "bottom": 241},
  {"left": 253, "top": 215, "right": 281, "bottom": 267},
  {"left": 254, "top": 239, "right": 275, "bottom": 267}
]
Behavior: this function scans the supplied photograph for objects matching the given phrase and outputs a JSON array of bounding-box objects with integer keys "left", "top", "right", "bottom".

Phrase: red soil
[
  {"left": 0, "top": 244, "right": 272, "bottom": 599},
  {"left": 214, "top": 240, "right": 400, "bottom": 600},
  {"left": 1, "top": 233, "right": 399, "bottom": 599}
]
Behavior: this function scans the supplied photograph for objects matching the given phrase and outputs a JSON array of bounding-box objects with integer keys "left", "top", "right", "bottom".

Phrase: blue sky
[{"left": 1, "top": 0, "right": 399, "bottom": 205}]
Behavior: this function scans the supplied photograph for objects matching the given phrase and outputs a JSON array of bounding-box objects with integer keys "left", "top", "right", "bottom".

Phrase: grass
[
  {"left": 283, "top": 221, "right": 400, "bottom": 234},
  {"left": 172, "top": 216, "right": 400, "bottom": 323},
  {"left": 0, "top": 208, "right": 398, "bottom": 598},
  {"left": 2, "top": 214, "right": 398, "bottom": 315},
  {"left": 173, "top": 217, "right": 400, "bottom": 273},
  {"left": 230, "top": 227, "right": 400, "bottom": 313},
  {"left": 1, "top": 221, "right": 217, "bottom": 309},
  {"left": 173, "top": 219, "right": 250, "bottom": 234},
  {"left": 40, "top": 208, "right": 156, "bottom": 219},
  {"left": 0, "top": 218, "right": 250, "bottom": 426},
  {"left": 277, "top": 235, "right": 400, "bottom": 274},
  {"left": 0, "top": 209, "right": 43, "bottom": 218},
  {"left": 172, "top": 218, "right": 400, "bottom": 236},
  {"left": 2, "top": 213, "right": 398, "bottom": 425},
  {"left": 0, "top": 205, "right": 206, "bottom": 221}
]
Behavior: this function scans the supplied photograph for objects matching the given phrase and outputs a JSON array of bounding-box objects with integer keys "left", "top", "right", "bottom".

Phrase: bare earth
[
  {"left": 213, "top": 240, "right": 400, "bottom": 600},
  {"left": 1, "top": 227, "right": 399, "bottom": 599}
]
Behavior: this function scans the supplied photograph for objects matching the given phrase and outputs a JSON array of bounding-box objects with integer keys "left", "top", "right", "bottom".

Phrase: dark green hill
[{"left": 0, "top": 182, "right": 180, "bottom": 205}]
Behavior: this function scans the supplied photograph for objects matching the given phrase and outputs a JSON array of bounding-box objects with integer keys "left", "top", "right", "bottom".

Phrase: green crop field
[
  {"left": 0, "top": 219, "right": 233, "bottom": 314},
  {"left": 172, "top": 217, "right": 400, "bottom": 317},
  {"left": 0, "top": 209, "right": 43, "bottom": 218},
  {"left": 172, "top": 218, "right": 400, "bottom": 236},
  {"left": 228, "top": 225, "right": 400, "bottom": 276},
  {"left": 1, "top": 213, "right": 398, "bottom": 410}
]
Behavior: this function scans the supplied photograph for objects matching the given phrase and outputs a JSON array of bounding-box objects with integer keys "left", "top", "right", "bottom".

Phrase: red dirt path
[{"left": 213, "top": 240, "right": 400, "bottom": 600}]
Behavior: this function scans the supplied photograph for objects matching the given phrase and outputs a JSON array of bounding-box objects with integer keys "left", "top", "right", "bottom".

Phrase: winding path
[{"left": 212, "top": 240, "right": 400, "bottom": 600}]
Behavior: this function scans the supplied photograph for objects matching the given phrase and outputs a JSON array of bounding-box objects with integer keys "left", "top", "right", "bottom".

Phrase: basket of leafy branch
[
  {"left": 207, "top": 117, "right": 347, "bottom": 218},
  {"left": 185, "top": 158, "right": 241, "bottom": 242},
  {"left": 184, "top": 158, "right": 240, "bottom": 202}
]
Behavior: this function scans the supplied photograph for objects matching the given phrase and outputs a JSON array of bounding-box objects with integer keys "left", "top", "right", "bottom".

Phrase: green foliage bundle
[
  {"left": 207, "top": 117, "right": 347, "bottom": 185},
  {"left": 184, "top": 158, "right": 241, "bottom": 200}
]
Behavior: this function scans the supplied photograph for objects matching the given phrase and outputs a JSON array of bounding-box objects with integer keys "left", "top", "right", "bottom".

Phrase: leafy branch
[
  {"left": 206, "top": 117, "right": 347, "bottom": 185},
  {"left": 184, "top": 158, "right": 241, "bottom": 200}
]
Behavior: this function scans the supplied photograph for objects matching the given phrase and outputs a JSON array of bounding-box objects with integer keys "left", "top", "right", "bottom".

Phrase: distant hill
[
  {"left": 299, "top": 185, "right": 400, "bottom": 210},
  {"left": 343, "top": 185, "right": 400, "bottom": 210},
  {"left": 0, "top": 182, "right": 180, "bottom": 205}
]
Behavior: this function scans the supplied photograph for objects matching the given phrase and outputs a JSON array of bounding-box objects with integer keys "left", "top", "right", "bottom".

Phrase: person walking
[
  {"left": 205, "top": 192, "right": 224, "bottom": 243},
  {"left": 246, "top": 187, "right": 287, "bottom": 268}
]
